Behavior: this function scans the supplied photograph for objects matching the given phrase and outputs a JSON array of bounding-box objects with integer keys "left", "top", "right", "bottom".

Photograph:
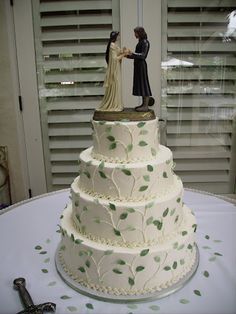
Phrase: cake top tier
[
  {"left": 93, "top": 108, "right": 156, "bottom": 122},
  {"left": 92, "top": 113, "right": 159, "bottom": 163}
]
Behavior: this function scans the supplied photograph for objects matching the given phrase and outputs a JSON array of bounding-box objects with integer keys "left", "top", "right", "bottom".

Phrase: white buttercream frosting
[{"left": 92, "top": 118, "right": 159, "bottom": 162}]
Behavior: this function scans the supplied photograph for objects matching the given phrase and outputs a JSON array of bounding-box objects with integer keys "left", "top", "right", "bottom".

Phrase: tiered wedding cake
[{"left": 57, "top": 110, "right": 197, "bottom": 297}]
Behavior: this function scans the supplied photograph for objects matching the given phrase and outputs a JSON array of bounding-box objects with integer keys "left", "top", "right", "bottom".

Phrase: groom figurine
[{"left": 126, "top": 26, "right": 154, "bottom": 112}]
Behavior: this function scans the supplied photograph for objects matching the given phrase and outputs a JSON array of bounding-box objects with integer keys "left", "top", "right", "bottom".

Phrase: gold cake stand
[{"left": 55, "top": 244, "right": 199, "bottom": 303}]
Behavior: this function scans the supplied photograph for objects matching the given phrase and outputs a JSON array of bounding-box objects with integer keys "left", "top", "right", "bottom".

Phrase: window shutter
[
  {"left": 162, "top": 0, "right": 236, "bottom": 194},
  {"left": 32, "top": 0, "right": 120, "bottom": 190}
]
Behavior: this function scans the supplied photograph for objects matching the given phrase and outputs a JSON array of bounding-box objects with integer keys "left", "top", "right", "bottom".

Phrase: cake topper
[
  {"left": 126, "top": 26, "right": 155, "bottom": 112},
  {"left": 97, "top": 31, "right": 127, "bottom": 112}
]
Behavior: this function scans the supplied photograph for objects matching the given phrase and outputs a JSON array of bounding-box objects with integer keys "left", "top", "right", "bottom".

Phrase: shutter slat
[
  {"left": 168, "top": 12, "right": 228, "bottom": 23},
  {"left": 48, "top": 111, "right": 93, "bottom": 123},
  {"left": 168, "top": 26, "right": 230, "bottom": 37},
  {"left": 184, "top": 182, "right": 230, "bottom": 194},
  {"left": 43, "top": 43, "right": 107, "bottom": 55},
  {"left": 162, "top": 55, "right": 236, "bottom": 66},
  {"left": 168, "top": 0, "right": 236, "bottom": 7},
  {"left": 43, "top": 57, "right": 106, "bottom": 70},
  {"left": 40, "top": 1, "right": 112, "bottom": 12},
  {"left": 41, "top": 29, "right": 111, "bottom": 41},
  {"left": 167, "top": 134, "right": 231, "bottom": 146},
  {"left": 172, "top": 146, "right": 231, "bottom": 159},
  {"left": 167, "top": 108, "right": 235, "bottom": 121},
  {"left": 49, "top": 137, "right": 92, "bottom": 149},
  {"left": 40, "top": 86, "right": 104, "bottom": 97},
  {"left": 166, "top": 68, "right": 236, "bottom": 80},
  {"left": 47, "top": 98, "right": 102, "bottom": 110},
  {"left": 50, "top": 150, "right": 83, "bottom": 161},
  {"left": 166, "top": 95, "right": 236, "bottom": 107},
  {"left": 41, "top": 15, "right": 112, "bottom": 27},
  {"left": 44, "top": 71, "right": 105, "bottom": 83},
  {"left": 176, "top": 171, "right": 229, "bottom": 183},
  {"left": 168, "top": 41, "right": 236, "bottom": 52},
  {"left": 175, "top": 159, "right": 230, "bottom": 171},
  {"left": 49, "top": 124, "right": 92, "bottom": 136},
  {"left": 167, "top": 121, "right": 232, "bottom": 134}
]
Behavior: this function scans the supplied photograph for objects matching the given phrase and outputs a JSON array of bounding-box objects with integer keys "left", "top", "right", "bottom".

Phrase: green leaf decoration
[
  {"left": 104, "top": 250, "right": 113, "bottom": 255},
  {"left": 60, "top": 245, "right": 66, "bottom": 251},
  {"left": 213, "top": 239, "right": 222, "bottom": 243},
  {"left": 172, "top": 261, "right": 178, "bottom": 269},
  {"left": 143, "top": 175, "right": 150, "bottom": 182},
  {"left": 127, "top": 304, "right": 138, "bottom": 309},
  {"left": 153, "top": 220, "right": 163, "bottom": 230},
  {"left": 39, "top": 251, "right": 47, "bottom": 255},
  {"left": 177, "top": 197, "right": 181, "bottom": 203},
  {"left": 86, "top": 249, "right": 93, "bottom": 256},
  {"left": 122, "top": 169, "right": 132, "bottom": 176},
  {"left": 109, "top": 142, "right": 117, "bottom": 150},
  {"left": 71, "top": 233, "right": 75, "bottom": 242},
  {"left": 188, "top": 244, "right": 193, "bottom": 250},
  {"left": 85, "top": 260, "right": 90, "bottom": 268},
  {"left": 182, "top": 231, "right": 188, "bottom": 236},
  {"left": 126, "top": 144, "right": 133, "bottom": 152},
  {"left": 163, "top": 208, "right": 169, "bottom": 217},
  {"left": 163, "top": 172, "right": 168, "bottom": 178},
  {"left": 120, "top": 212, "right": 128, "bottom": 220},
  {"left": 107, "top": 135, "right": 115, "bottom": 142},
  {"left": 117, "top": 259, "right": 126, "bottom": 265},
  {"left": 41, "top": 269, "right": 48, "bottom": 273},
  {"left": 180, "top": 259, "right": 185, "bottom": 265},
  {"left": 79, "top": 251, "right": 84, "bottom": 256},
  {"left": 137, "top": 122, "right": 146, "bottom": 128},
  {"left": 180, "top": 299, "right": 189, "bottom": 304},
  {"left": 194, "top": 290, "right": 201, "bottom": 296},
  {"left": 203, "top": 270, "right": 209, "bottom": 278},
  {"left": 114, "top": 228, "right": 121, "bottom": 236},
  {"left": 151, "top": 148, "right": 157, "bottom": 156},
  {"left": 154, "top": 256, "right": 161, "bottom": 263},
  {"left": 164, "top": 266, "right": 171, "bottom": 271},
  {"left": 35, "top": 245, "right": 42, "bottom": 250},
  {"left": 140, "top": 249, "right": 149, "bottom": 256},
  {"left": 113, "top": 268, "right": 122, "bottom": 274},
  {"left": 139, "top": 129, "right": 148, "bottom": 135},
  {"left": 209, "top": 256, "right": 217, "bottom": 262},
  {"left": 214, "top": 252, "right": 223, "bottom": 256},
  {"left": 98, "top": 121, "right": 106, "bottom": 125},
  {"left": 67, "top": 306, "right": 78, "bottom": 312},
  {"left": 128, "top": 277, "right": 135, "bottom": 286},
  {"left": 202, "top": 246, "right": 211, "bottom": 249},
  {"left": 192, "top": 224, "right": 197, "bottom": 232},
  {"left": 105, "top": 126, "right": 112, "bottom": 133},
  {"left": 173, "top": 242, "right": 178, "bottom": 249},
  {"left": 127, "top": 207, "right": 135, "bottom": 213},
  {"left": 109, "top": 203, "right": 116, "bottom": 211},
  {"left": 126, "top": 225, "right": 136, "bottom": 231},
  {"left": 149, "top": 305, "right": 160, "bottom": 311},
  {"left": 178, "top": 244, "right": 185, "bottom": 250},
  {"left": 44, "top": 258, "right": 50, "bottom": 263},
  {"left": 98, "top": 161, "right": 105, "bottom": 170},
  {"left": 170, "top": 208, "right": 176, "bottom": 216},
  {"left": 60, "top": 295, "right": 71, "bottom": 300},
  {"left": 147, "top": 165, "right": 154, "bottom": 172},
  {"left": 139, "top": 185, "right": 148, "bottom": 192},
  {"left": 205, "top": 235, "right": 210, "bottom": 239},
  {"left": 139, "top": 141, "right": 148, "bottom": 147},
  {"left": 83, "top": 206, "right": 88, "bottom": 212},
  {"left": 78, "top": 267, "right": 86, "bottom": 273},
  {"left": 175, "top": 215, "right": 179, "bottom": 223},
  {"left": 99, "top": 171, "right": 107, "bottom": 179},
  {"left": 48, "top": 281, "right": 56, "bottom": 286},
  {"left": 146, "top": 202, "right": 154, "bottom": 208},
  {"left": 146, "top": 216, "right": 154, "bottom": 225},
  {"left": 86, "top": 303, "right": 94, "bottom": 310},
  {"left": 136, "top": 266, "right": 145, "bottom": 272},
  {"left": 83, "top": 171, "right": 91, "bottom": 179},
  {"left": 74, "top": 201, "right": 79, "bottom": 207}
]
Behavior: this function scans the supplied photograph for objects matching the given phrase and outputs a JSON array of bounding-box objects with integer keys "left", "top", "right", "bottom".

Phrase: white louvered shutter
[
  {"left": 32, "top": 0, "right": 120, "bottom": 191},
  {"left": 162, "top": 0, "right": 236, "bottom": 194}
]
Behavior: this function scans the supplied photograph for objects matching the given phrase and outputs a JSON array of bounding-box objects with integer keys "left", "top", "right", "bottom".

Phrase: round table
[{"left": 0, "top": 189, "right": 235, "bottom": 314}]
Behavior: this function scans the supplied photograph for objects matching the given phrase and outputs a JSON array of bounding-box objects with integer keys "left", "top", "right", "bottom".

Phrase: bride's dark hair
[{"left": 105, "top": 31, "right": 120, "bottom": 64}]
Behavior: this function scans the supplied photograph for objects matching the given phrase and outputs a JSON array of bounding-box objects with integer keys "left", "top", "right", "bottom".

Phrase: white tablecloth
[{"left": 0, "top": 189, "right": 235, "bottom": 314}]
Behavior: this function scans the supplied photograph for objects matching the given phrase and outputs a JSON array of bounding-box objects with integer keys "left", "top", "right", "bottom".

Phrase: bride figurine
[{"left": 97, "top": 31, "right": 127, "bottom": 111}]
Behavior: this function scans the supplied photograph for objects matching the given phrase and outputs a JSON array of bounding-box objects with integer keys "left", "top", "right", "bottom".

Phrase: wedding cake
[{"left": 57, "top": 110, "right": 197, "bottom": 297}]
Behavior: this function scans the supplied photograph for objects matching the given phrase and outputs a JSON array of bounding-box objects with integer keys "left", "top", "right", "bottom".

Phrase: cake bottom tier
[{"left": 58, "top": 205, "right": 197, "bottom": 296}]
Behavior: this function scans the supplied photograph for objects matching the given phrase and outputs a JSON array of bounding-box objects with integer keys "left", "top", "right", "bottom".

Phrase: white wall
[{"left": 0, "top": 0, "right": 29, "bottom": 203}]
